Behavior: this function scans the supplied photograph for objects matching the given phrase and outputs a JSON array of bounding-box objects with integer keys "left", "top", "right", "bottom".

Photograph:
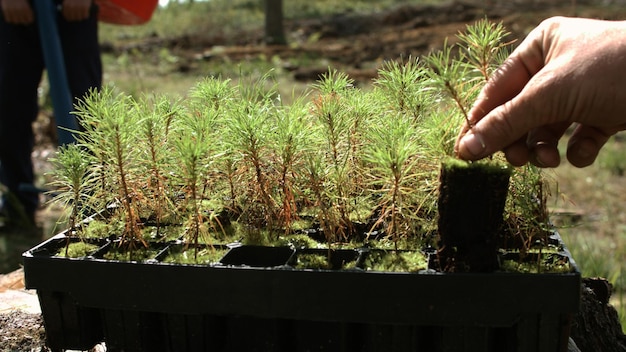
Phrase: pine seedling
[
  {"left": 310, "top": 70, "right": 357, "bottom": 240},
  {"left": 363, "top": 112, "right": 424, "bottom": 250},
  {"left": 341, "top": 89, "right": 377, "bottom": 203},
  {"left": 423, "top": 20, "right": 512, "bottom": 156},
  {"left": 188, "top": 77, "right": 238, "bottom": 219},
  {"left": 372, "top": 57, "right": 448, "bottom": 178},
  {"left": 456, "top": 20, "right": 551, "bottom": 254},
  {"left": 425, "top": 41, "right": 474, "bottom": 129},
  {"left": 302, "top": 150, "right": 341, "bottom": 252},
  {"left": 457, "top": 19, "right": 512, "bottom": 82},
  {"left": 74, "top": 86, "right": 145, "bottom": 250},
  {"left": 270, "top": 95, "right": 313, "bottom": 234},
  {"left": 222, "top": 75, "right": 277, "bottom": 233},
  {"left": 505, "top": 164, "right": 553, "bottom": 253},
  {"left": 171, "top": 104, "right": 219, "bottom": 255},
  {"left": 214, "top": 147, "right": 240, "bottom": 219},
  {"left": 373, "top": 57, "right": 429, "bottom": 121},
  {"left": 47, "top": 144, "right": 97, "bottom": 253},
  {"left": 136, "top": 95, "right": 181, "bottom": 236},
  {"left": 188, "top": 76, "right": 236, "bottom": 118}
]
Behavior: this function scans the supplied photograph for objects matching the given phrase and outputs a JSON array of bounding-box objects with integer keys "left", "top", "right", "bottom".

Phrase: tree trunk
[{"left": 264, "top": 0, "right": 286, "bottom": 45}]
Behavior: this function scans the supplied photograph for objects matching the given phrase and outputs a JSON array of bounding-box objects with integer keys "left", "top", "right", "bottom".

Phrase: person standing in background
[{"left": 0, "top": 0, "right": 102, "bottom": 229}]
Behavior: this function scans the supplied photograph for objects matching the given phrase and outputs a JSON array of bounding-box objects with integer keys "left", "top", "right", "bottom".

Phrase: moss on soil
[
  {"left": 161, "top": 246, "right": 228, "bottom": 265},
  {"left": 362, "top": 250, "right": 428, "bottom": 272}
]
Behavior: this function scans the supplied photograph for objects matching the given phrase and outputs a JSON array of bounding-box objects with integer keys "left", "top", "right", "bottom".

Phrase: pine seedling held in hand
[
  {"left": 424, "top": 20, "right": 511, "bottom": 155},
  {"left": 457, "top": 19, "right": 512, "bottom": 82}
]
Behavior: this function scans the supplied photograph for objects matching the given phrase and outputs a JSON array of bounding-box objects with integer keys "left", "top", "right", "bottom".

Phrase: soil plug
[{"left": 437, "top": 158, "right": 511, "bottom": 272}]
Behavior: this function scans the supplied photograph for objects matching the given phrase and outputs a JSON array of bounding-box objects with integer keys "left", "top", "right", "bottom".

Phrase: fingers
[
  {"left": 468, "top": 40, "right": 545, "bottom": 127},
  {"left": 455, "top": 24, "right": 548, "bottom": 159},
  {"left": 501, "top": 138, "right": 530, "bottom": 166},
  {"left": 455, "top": 17, "right": 626, "bottom": 168},
  {"left": 456, "top": 81, "right": 551, "bottom": 162},
  {"left": 524, "top": 121, "right": 569, "bottom": 167},
  {"left": 471, "top": 22, "right": 548, "bottom": 125},
  {"left": 566, "top": 125, "right": 613, "bottom": 168},
  {"left": 530, "top": 142, "right": 560, "bottom": 167},
  {"left": 459, "top": 113, "right": 565, "bottom": 168}
]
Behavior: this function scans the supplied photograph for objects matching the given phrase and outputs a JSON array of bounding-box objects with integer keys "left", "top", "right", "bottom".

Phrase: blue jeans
[{"left": 0, "top": 3, "right": 102, "bottom": 223}]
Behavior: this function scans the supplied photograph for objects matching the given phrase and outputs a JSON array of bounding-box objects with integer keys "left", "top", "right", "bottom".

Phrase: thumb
[
  {"left": 456, "top": 79, "right": 553, "bottom": 161},
  {"left": 455, "top": 109, "right": 521, "bottom": 161},
  {"left": 455, "top": 21, "right": 551, "bottom": 161}
]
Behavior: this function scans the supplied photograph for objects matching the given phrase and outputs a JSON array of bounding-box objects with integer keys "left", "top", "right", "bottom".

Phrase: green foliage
[
  {"left": 425, "top": 40, "right": 474, "bottom": 123},
  {"left": 47, "top": 144, "right": 97, "bottom": 234},
  {"left": 61, "top": 241, "right": 100, "bottom": 258},
  {"left": 270, "top": 96, "right": 315, "bottom": 233},
  {"left": 171, "top": 102, "right": 216, "bottom": 248},
  {"left": 424, "top": 18, "right": 510, "bottom": 145},
  {"left": 74, "top": 87, "right": 145, "bottom": 247},
  {"left": 457, "top": 19, "right": 512, "bottom": 82},
  {"left": 505, "top": 164, "right": 552, "bottom": 250},
  {"left": 374, "top": 57, "right": 429, "bottom": 121},
  {"left": 361, "top": 250, "right": 428, "bottom": 272},
  {"left": 222, "top": 74, "right": 278, "bottom": 230},
  {"left": 136, "top": 94, "right": 179, "bottom": 231},
  {"left": 309, "top": 70, "right": 362, "bottom": 243},
  {"left": 48, "top": 20, "right": 553, "bottom": 264},
  {"left": 363, "top": 112, "right": 426, "bottom": 249}
]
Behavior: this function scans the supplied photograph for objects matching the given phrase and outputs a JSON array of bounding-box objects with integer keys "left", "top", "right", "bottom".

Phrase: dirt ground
[
  {"left": 2, "top": 0, "right": 626, "bottom": 350},
  {"left": 119, "top": 0, "right": 626, "bottom": 83}
]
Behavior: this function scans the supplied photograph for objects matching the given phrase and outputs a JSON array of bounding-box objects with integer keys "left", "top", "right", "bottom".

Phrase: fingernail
[
  {"left": 533, "top": 142, "right": 549, "bottom": 167},
  {"left": 460, "top": 132, "right": 486, "bottom": 157}
]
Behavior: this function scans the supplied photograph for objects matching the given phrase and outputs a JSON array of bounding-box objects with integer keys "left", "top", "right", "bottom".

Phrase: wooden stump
[{"left": 570, "top": 277, "right": 626, "bottom": 352}]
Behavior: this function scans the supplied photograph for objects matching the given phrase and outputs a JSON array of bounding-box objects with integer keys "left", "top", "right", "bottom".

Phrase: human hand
[
  {"left": 455, "top": 17, "right": 626, "bottom": 168},
  {"left": 0, "top": 0, "right": 34, "bottom": 25},
  {"left": 61, "top": 0, "right": 91, "bottom": 21}
]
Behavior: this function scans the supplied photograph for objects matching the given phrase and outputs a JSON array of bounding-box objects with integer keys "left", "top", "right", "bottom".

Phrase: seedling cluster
[{"left": 47, "top": 20, "right": 553, "bottom": 268}]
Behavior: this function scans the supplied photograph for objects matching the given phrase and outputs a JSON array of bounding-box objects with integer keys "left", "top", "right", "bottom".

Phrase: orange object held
[{"left": 95, "top": 0, "right": 158, "bottom": 25}]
